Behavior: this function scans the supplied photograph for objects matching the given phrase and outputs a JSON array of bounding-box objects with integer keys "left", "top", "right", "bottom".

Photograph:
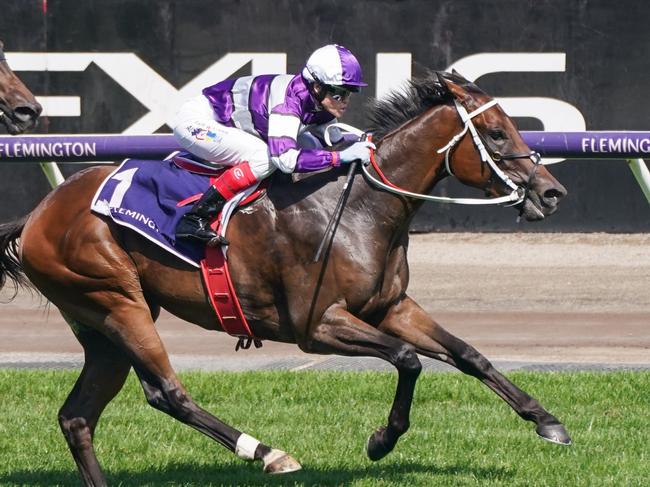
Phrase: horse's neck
[
  {"left": 378, "top": 105, "right": 452, "bottom": 192},
  {"left": 354, "top": 105, "right": 452, "bottom": 229}
]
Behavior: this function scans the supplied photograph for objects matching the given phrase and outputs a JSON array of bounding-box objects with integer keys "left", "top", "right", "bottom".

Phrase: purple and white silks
[{"left": 202, "top": 74, "right": 337, "bottom": 173}]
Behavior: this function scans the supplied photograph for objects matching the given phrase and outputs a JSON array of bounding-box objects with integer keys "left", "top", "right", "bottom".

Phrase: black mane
[{"left": 365, "top": 71, "right": 483, "bottom": 141}]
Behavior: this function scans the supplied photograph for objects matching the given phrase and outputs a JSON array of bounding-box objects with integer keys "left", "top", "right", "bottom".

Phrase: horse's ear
[
  {"left": 438, "top": 71, "right": 467, "bottom": 100},
  {"left": 450, "top": 69, "right": 471, "bottom": 84},
  {"left": 436, "top": 71, "right": 450, "bottom": 92}
]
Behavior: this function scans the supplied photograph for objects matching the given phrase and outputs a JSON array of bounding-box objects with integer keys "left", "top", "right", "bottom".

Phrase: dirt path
[{"left": 1, "top": 233, "right": 648, "bottom": 367}]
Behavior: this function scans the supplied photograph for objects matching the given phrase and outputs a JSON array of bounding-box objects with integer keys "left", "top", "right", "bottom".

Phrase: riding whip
[{"left": 312, "top": 135, "right": 370, "bottom": 263}]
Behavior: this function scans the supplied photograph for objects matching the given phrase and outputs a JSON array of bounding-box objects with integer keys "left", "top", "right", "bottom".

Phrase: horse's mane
[{"left": 366, "top": 70, "right": 483, "bottom": 141}]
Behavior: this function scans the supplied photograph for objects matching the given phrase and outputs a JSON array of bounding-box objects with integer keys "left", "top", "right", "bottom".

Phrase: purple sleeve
[
  {"left": 295, "top": 149, "right": 338, "bottom": 172},
  {"left": 268, "top": 136, "right": 338, "bottom": 173}
]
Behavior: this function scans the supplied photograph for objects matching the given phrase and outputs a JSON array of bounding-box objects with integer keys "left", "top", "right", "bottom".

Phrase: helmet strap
[
  {"left": 305, "top": 67, "right": 328, "bottom": 104},
  {"left": 312, "top": 82, "right": 327, "bottom": 104}
]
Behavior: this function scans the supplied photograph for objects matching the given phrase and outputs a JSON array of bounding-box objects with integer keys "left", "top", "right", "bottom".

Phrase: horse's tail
[{"left": 0, "top": 215, "right": 31, "bottom": 296}]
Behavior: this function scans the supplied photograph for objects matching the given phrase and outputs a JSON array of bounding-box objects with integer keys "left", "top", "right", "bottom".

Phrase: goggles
[{"left": 325, "top": 85, "right": 355, "bottom": 102}]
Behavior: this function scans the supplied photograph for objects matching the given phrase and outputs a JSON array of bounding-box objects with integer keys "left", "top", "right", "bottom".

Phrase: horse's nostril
[
  {"left": 13, "top": 104, "right": 42, "bottom": 122},
  {"left": 542, "top": 188, "right": 566, "bottom": 206}
]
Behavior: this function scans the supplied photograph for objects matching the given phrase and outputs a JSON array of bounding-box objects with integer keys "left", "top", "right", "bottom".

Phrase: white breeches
[{"left": 172, "top": 95, "right": 275, "bottom": 180}]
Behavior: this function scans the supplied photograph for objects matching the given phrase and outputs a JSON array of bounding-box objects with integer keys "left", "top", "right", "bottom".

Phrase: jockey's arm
[{"left": 267, "top": 112, "right": 340, "bottom": 173}]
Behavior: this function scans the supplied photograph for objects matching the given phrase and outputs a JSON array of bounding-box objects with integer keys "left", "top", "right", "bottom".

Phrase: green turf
[{"left": 0, "top": 370, "right": 648, "bottom": 486}]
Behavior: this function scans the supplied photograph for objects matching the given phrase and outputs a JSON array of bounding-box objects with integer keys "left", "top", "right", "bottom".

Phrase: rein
[
  {"left": 328, "top": 97, "right": 541, "bottom": 206},
  {"left": 0, "top": 48, "right": 7, "bottom": 119}
]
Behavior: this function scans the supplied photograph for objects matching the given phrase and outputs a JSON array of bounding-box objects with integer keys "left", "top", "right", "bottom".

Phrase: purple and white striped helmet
[{"left": 302, "top": 44, "right": 367, "bottom": 90}]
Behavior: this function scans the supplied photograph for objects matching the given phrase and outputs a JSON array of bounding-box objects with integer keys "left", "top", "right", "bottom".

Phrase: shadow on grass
[{"left": 0, "top": 460, "right": 513, "bottom": 486}]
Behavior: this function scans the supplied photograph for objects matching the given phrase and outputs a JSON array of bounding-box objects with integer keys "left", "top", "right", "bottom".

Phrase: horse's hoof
[
  {"left": 262, "top": 449, "right": 302, "bottom": 474},
  {"left": 536, "top": 423, "right": 572, "bottom": 445},
  {"left": 366, "top": 426, "right": 394, "bottom": 461}
]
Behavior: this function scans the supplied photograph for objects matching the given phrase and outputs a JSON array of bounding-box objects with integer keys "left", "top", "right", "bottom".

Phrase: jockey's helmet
[{"left": 302, "top": 44, "right": 367, "bottom": 92}]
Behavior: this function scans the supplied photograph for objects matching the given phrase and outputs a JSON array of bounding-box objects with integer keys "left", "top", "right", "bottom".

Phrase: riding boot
[{"left": 175, "top": 186, "right": 230, "bottom": 246}]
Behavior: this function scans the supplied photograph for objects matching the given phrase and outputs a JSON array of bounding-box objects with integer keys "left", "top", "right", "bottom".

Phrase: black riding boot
[{"left": 175, "top": 186, "right": 229, "bottom": 246}]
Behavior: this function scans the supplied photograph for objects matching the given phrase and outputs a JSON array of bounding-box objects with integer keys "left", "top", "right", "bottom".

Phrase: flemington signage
[
  {"left": 0, "top": 135, "right": 178, "bottom": 162},
  {"left": 3, "top": 132, "right": 650, "bottom": 162},
  {"left": 0, "top": 140, "right": 97, "bottom": 159},
  {"left": 580, "top": 135, "right": 650, "bottom": 155}
]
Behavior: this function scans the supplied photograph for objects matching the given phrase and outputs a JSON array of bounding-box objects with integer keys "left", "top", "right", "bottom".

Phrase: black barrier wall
[{"left": 1, "top": 0, "right": 649, "bottom": 231}]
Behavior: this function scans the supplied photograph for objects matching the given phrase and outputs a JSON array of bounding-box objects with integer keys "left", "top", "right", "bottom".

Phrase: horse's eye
[{"left": 489, "top": 129, "right": 506, "bottom": 141}]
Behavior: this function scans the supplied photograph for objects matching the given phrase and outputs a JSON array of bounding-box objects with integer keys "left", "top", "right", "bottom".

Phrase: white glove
[{"left": 338, "top": 141, "right": 376, "bottom": 164}]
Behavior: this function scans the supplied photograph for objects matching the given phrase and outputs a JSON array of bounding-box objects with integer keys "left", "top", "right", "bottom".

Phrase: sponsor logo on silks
[
  {"left": 189, "top": 126, "right": 222, "bottom": 142},
  {"left": 112, "top": 207, "right": 160, "bottom": 232}
]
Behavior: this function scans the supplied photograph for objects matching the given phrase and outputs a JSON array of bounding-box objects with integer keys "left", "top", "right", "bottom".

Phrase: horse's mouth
[
  {"left": 519, "top": 198, "right": 545, "bottom": 221},
  {"left": 517, "top": 191, "right": 561, "bottom": 222}
]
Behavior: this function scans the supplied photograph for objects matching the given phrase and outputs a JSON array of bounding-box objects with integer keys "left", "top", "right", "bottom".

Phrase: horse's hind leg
[
  {"left": 58, "top": 322, "right": 132, "bottom": 487},
  {"left": 378, "top": 296, "right": 571, "bottom": 445},
  {"left": 105, "top": 304, "right": 301, "bottom": 474}
]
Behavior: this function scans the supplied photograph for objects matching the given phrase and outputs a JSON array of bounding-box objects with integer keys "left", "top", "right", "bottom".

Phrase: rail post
[{"left": 627, "top": 158, "right": 650, "bottom": 204}]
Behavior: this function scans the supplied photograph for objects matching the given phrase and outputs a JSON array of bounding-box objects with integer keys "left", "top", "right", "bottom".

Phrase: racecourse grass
[{"left": 0, "top": 370, "right": 648, "bottom": 486}]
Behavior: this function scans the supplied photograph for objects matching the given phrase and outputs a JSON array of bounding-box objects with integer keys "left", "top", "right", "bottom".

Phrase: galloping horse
[
  {"left": 0, "top": 41, "right": 41, "bottom": 134},
  {"left": 0, "top": 71, "right": 569, "bottom": 485}
]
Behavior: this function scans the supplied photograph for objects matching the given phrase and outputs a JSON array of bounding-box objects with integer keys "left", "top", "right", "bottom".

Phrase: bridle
[
  {"left": 437, "top": 99, "right": 541, "bottom": 205},
  {"left": 329, "top": 97, "right": 541, "bottom": 206}
]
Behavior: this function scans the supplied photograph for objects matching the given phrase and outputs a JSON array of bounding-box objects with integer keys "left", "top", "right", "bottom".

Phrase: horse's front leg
[
  {"left": 302, "top": 306, "right": 422, "bottom": 461},
  {"left": 378, "top": 295, "right": 571, "bottom": 445}
]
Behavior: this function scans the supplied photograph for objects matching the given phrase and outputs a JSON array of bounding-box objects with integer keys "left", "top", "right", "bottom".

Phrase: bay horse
[
  {"left": 0, "top": 40, "right": 42, "bottom": 134},
  {"left": 0, "top": 71, "right": 569, "bottom": 486}
]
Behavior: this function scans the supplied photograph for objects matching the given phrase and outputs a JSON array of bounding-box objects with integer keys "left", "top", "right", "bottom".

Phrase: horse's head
[
  {"left": 0, "top": 41, "right": 42, "bottom": 134},
  {"left": 436, "top": 71, "right": 566, "bottom": 221}
]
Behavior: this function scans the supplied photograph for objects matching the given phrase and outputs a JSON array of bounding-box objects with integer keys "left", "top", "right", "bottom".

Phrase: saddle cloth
[{"left": 91, "top": 157, "right": 262, "bottom": 266}]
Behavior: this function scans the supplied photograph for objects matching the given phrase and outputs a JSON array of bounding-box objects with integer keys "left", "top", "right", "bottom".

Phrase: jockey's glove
[{"left": 339, "top": 141, "right": 376, "bottom": 164}]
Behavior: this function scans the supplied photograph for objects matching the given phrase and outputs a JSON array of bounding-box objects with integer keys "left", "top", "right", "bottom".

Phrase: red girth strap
[{"left": 200, "top": 246, "right": 262, "bottom": 349}]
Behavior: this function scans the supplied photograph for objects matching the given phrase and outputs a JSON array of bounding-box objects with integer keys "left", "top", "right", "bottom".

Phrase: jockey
[{"left": 173, "top": 44, "right": 375, "bottom": 246}]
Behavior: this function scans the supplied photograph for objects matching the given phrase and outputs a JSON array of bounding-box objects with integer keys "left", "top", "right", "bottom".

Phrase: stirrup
[{"left": 207, "top": 234, "right": 230, "bottom": 247}]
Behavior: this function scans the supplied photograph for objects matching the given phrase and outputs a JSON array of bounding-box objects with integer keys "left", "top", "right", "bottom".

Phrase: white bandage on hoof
[{"left": 235, "top": 433, "right": 260, "bottom": 461}]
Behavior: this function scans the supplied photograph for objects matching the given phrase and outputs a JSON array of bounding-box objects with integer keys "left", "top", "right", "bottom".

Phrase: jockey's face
[{"left": 320, "top": 87, "right": 351, "bottom": 118}]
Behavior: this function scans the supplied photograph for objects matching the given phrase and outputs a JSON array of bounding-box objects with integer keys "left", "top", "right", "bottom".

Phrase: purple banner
[
  {"left": 0, "top": 134, "right": 179, "bottom": 162},
  {"left": 1, "top": 132, "right": 650, "bottom": 162},
  {"left": 522, "top": 132, "right": 650, "bottom": 159}
]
